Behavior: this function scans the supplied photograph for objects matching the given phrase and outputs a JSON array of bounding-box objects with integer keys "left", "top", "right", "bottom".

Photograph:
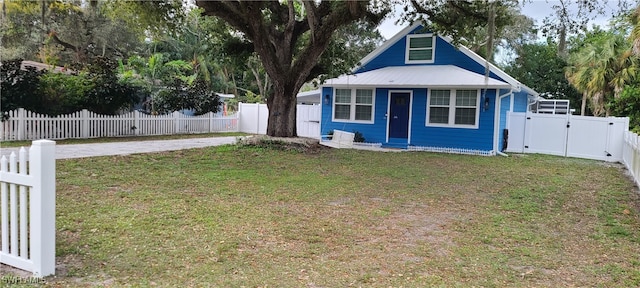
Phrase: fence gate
[
  {"left": 507, "top": 112, "right": 629, "bottom": 162},
  {"left": 238, "top": 103, "right": 321, "bottom": 139},
  {"left": 0, "top": 140, "right": 56, "bottom": 276}
]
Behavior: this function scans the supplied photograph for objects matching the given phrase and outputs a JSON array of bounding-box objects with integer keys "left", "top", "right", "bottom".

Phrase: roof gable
[
  {"left": 327, "top": 65, "right": 511, "bottom": 88},
  {"left": 354, "top": 23, "right": 537, "bottom": 95}
]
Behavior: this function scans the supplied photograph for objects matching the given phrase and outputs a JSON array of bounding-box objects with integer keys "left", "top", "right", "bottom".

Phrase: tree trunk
[
  {"left": 558, "top": 24, "right": 567, "bottom": 58},
  {"left": 266, "top": 82, "right": 298, "bottom": 137},
  {"left": 580, "top": 91, "right": 587, "bottom": 116}
]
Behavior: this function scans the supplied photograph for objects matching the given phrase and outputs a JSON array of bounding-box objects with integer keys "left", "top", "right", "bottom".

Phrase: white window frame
[
  {"left": 405, "top": 34, "right": 436, "bottom": 64},
  {"left": 332, "top": 88, "right": 375, "bottom": 124},
  {"left": 426, "top": 88, "right": 480, "bottom": 129}
]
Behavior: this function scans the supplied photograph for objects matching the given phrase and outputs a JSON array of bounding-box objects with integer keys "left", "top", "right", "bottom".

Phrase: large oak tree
[{"left": 195, "top": 1, "right": 387, "bottom": 137}]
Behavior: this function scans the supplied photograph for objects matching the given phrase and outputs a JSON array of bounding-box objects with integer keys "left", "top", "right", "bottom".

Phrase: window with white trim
[
  {"left": 333, "top": 88, "right": 374, "bottom": 122},
  {"left": 406, "top": 34, "right": 435, "bottom": 63},
  {"left": 427, "top": 89, "right": 480, "bottom": 128}
]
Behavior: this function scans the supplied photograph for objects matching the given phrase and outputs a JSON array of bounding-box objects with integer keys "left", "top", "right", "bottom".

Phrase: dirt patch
[
  {"left": 0, "top": 263, "right": 33, "bottom": 278},
  {"left": 374, "top": 204, "right": 463, "bottom": 259}
]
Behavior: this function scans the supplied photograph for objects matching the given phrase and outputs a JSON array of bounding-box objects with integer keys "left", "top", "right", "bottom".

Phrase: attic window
[{"left": 406, "top": 34, "right": 435, "bottom": 64}]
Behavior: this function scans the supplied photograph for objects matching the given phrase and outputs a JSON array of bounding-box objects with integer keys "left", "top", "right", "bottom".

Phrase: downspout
[{"left": 493, "top": 88, "right": 514, "bottom": 156}]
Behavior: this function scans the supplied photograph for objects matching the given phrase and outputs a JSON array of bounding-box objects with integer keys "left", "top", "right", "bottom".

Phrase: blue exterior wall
[
  {"left": 498, "top": 89, "right": 512, "bottom": 152},
  {"left": 410, "top": 89, "right": 496, "bottom": 150},
  {"left": 321, "top": 86, "right": 387, "bottom": 143},
  {"left": 513, "top": 92, "right": 529, "bottom": 112},
  {"left": 321, "top": 86, "right": 498, "bottom": 151}
]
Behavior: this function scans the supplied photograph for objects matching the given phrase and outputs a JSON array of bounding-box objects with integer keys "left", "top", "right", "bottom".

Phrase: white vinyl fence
[
  {"left": 623, "top": 131, "right": 640, "bottom": 187},
  {"left": 0, "top": 140, "right": 56, "bottom": 277},
  {"left": 296, "top": 104, "right": 321, "bottom": 139},
  {"left": 237, "top": 103, "right": 320, "bottom": 139},
  {"left": 1, "top": 104, "right": 321, "bottom": 141},
  {"left": 507, "top": 112, "right": 629, "bottom": 162},
  {"left": 1, "top": 108, "right": 238, "bottom": 141}
]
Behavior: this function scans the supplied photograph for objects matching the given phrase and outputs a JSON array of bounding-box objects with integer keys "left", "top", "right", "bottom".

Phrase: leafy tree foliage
[
  {"left": 196, "top": 1, "right": 389, "bottom": 137},
  {"left": 154, "top": 78, "right": 221, "bottom": 115},
  {"left": 536, "top": 0, "right": 635, "bottom": 57},
  {"left": 0, "top": 1, "right": 43, "bottom": 60},
  {"left": 503, "top": 41, "right": 581, "bottom": 112},
  {"left": 38, "top": 70, "right": 92, "bottom": 115},
  {"left": 403, "top": 0, "right": 541, "bottom": 64},
  {"left": 79, "top": 57, "right": 140, "bottom": 114},
  {"left": 565, "top": 29, "right": 638, "bottom": 116},
  {"left": 0, "top": 59, "right": 46, "bottom": 113},
  {"left": 610, "top": 85, "right": 640, "bottom": 132},
  {"left": 1, "top": 58, "right": 140, "bottom": 115},
  {"left": 631, "top": 5, "right": 640, "bottom": 55},
  {"left": 1, "top": 0, "right": 184, "bottom": 66}
]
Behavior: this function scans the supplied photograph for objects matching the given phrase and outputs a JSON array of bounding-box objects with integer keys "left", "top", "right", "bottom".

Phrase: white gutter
[{"left": 493, "top": 89, "right": 513, "bottom": 155}]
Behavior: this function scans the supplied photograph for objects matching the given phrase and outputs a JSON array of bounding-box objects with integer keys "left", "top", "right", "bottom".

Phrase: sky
[{"left": 376, "top": 0, "right": 621, "bottom": 40}]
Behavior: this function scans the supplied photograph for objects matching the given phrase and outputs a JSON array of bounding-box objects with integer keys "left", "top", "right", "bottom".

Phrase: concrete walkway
[{"left": 0, "top": 137, "right": 239, "bottom": 159}]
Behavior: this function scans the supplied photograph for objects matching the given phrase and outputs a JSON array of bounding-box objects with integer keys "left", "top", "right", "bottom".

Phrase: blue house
[{"left": 320, "top": 23, "right": 538, "bottom": 155}]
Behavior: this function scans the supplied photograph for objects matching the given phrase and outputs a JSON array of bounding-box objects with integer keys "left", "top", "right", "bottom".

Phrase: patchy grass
[
  {"left": 0, "top": 132, "right": 247, "bottom": 148},
  {"left": 6, "top": 145, "right": 640, "bottom": 287}
]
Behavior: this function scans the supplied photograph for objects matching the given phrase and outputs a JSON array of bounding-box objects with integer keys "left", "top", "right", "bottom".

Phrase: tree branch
[{"left": 49, "top": 31, "right": 78, "bottom": 51}]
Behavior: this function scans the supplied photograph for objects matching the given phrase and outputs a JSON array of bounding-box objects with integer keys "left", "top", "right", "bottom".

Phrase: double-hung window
[
  {"left": 333, "top": 88, "right": 374, "bottom": 123},
  {"left": 406, "top": 34, "right": 435, "bottom": 63},
  {"left": 427, "top": 89, "right": 480, "bottom": 128}
]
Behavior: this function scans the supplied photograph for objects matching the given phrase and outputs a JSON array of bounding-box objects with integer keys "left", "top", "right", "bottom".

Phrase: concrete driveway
[{"left": 0, "top": 137, "right": 239, "bottom": 159}]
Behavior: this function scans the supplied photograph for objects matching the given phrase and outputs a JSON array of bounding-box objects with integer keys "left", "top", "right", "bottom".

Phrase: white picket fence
[
  {"left": 1, "top": 108, "right": 239, "bottom": 141},
  {"left": 1, "top": 104, "right": 321, "bottom": 141},
  {"left": 0, "top": 140, "right": 56, "bottom": 277}
]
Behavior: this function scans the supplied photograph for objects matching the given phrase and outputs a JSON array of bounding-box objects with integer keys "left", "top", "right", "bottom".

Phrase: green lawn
[{"left": 9, "top": 142, "right": 640, "bottom": 287}]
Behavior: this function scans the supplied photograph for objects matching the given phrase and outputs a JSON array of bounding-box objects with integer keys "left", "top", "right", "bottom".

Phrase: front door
[{"left": 389, "top": 92, "right": 411, "bottom": 139}]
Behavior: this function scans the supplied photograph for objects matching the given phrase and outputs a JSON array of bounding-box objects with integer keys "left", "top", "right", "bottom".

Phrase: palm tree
[
  {"left": 631, "top": 5, "right": 640, "bottom": 56},
  {"left": 566, "top": 32, "right": 637, "bottom": 116}
]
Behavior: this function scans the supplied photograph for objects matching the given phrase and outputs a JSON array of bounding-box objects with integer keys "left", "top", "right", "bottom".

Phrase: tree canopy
[{"left": 195, "top": 1, "right": 389, "bottom": 137}]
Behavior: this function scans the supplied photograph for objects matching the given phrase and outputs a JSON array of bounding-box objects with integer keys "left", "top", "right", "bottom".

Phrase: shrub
[
  {"left": 353, "top": 130, "right": 365, "bottom": 142},
  {"left": 610, "top": 86, "right": 640, "bottom": 133}
]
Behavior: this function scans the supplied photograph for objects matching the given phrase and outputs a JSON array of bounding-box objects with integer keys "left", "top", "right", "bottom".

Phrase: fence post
[
  {"left": 16, "top": 108, "right": 26, "bottom": 141},
  {"left": 134, "top": 110, "right": 140, "bottom": 136},
  {"left": 256, "top": 103, "right": 261, "bottom": 134},
  {"left": 208, "top": 112, "right": 214, "bottom": 133},
  {"left": 81, "top": 109, "right": 89, "bottom": 138},
  {"left": 29, "top": 140, "right": 56, "bottom": 277},
  {"left": 238, "top": 103, "right": 243, "bottom": 133},
  {"left": 173, "top": 111, "right": 180, "bottom": 134}
]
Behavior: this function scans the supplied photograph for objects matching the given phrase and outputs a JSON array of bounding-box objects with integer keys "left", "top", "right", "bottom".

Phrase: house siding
[
  {"left": 411, "top": 89, "right": 496, "bottom": 151},
  {"left": 321, "top": 87, "right": 388, "bottom": 143},
  {"left": 498, "top": 90, "right": 512, "bottom": 151},
  {"left": 356, "top": 27, "right": 506, "bottom": 83},
  {"left": 513, "top": 92, "right": 529, "bottom": 112},
  {"left": 322, "top": 86, "right": 497, "bottom": 151}
]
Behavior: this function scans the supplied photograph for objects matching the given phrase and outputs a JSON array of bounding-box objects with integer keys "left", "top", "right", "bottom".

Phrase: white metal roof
[
  {"left": 324, "top": 65, "right": 512, "bottom": 89},
  {"left": 296, "top": 89, "right": 321, "bottom": 104},
  {"left": 215, "top": 93, "right": 235, "bottom": 98}
]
